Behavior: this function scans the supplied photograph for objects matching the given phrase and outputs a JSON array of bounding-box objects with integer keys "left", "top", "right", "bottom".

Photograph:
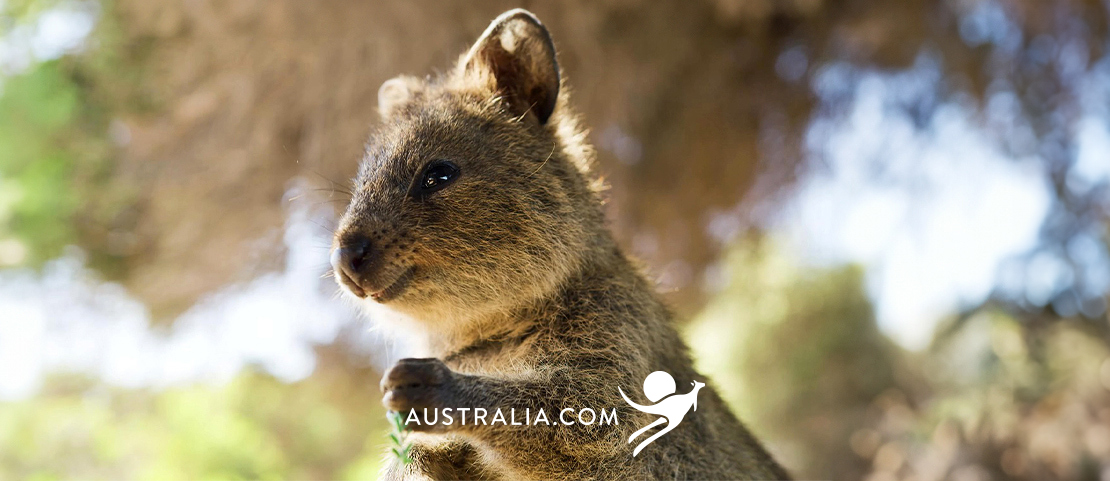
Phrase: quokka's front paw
[{"left": 381, "top": 358, "right": 456, "bottom": 432}]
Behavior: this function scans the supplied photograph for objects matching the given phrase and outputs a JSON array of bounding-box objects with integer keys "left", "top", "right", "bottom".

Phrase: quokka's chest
[{"left": 444, "top": 341, "right": 553, "bottom": 377}]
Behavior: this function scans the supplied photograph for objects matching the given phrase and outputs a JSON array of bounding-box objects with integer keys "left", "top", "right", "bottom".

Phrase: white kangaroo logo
[{"left": 619, "top": 371, "right": 705, "bottom": 457}]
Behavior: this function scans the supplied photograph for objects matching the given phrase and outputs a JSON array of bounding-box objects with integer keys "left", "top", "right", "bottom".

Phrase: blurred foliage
[
  {"left": 0, "top": 0, "right": 65, "bottom": 29},
  {"left": 0, "top": 352, "right": 390, "bottom": 480},
  {"left": 691, "top": 238, "right": 1110, "bottom": 480},
  {"left": 688, "top": 238, "right": 909, "bottom": 478},
  {"left": 0, "top": 0, "right": 142, "bottom": 275},
  {"left": 0, "top": 62, "right": 80, "bottom": 265}
]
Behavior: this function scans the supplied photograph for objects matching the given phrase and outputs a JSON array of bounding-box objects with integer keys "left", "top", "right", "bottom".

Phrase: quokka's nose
[{"left": 332, "top": 234, "right": 373, "bottom": 287}]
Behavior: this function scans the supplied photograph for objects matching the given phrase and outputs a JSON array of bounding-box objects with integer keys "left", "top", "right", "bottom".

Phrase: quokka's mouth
[
  {"left": 335, "top": 268, "right": 366, "bottom": 298},
  {"left": 369, "top": 267, "right": 414, "bottom": 303}
]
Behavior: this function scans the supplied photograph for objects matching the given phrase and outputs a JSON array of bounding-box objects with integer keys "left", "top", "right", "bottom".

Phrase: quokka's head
[{"left": 331, "top": 9, "right": 604, "bottom": 326}]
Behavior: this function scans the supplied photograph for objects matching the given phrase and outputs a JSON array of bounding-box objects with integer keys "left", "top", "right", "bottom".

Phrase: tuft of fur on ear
[
  {"left": 378, "top": 76, "right": 423, "bottom": 119},
  {"left": 460, "top": 9, "right": 560, "bottom": 124}
]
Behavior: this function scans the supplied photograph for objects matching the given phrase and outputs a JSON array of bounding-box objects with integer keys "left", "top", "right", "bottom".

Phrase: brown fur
[{"left": 332, "top": 9, "right": 789, "bottom": 480}]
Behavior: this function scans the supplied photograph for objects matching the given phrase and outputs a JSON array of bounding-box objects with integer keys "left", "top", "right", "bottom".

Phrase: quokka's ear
[
  {"left": 378, "top": 76, "right": 423, "bottom": 119},
  {"left": 460, "top": 9, "right": 559, "bottom": 124}
]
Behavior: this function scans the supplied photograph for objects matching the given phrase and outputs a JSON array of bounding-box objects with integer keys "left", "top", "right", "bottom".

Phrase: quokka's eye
[{"left": 416, "top": 160, "right": 460, "bottom": 195}]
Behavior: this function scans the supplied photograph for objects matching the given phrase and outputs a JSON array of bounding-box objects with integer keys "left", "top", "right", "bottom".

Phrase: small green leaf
[
  {"left": 390, "top": 411, "right": 408, "bottom": 432},
  {"left": 386, "top": 410, "right": 414, "bottom": 465}
]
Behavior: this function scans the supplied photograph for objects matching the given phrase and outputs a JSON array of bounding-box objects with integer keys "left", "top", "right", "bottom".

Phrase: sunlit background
[{"left": 1, "top": 1, "right": 1109, "bottom": 480}]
